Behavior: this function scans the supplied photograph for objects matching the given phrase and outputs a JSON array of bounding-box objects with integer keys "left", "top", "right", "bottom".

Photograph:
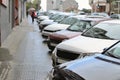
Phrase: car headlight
[{"left": 52, "top": 48, "right": 58, "bottom": 66}]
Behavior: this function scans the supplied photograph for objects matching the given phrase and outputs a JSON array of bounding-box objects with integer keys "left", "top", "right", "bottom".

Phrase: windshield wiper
[
  {"left": 67, "top": 28, "right": 82, "bottom": 32},
  {"left": 106, "top": 52, "right": 120, "bottom": 59}
]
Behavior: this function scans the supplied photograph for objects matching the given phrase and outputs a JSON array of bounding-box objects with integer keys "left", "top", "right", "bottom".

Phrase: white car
[
  {"left": 52, "top": 20, "right": 120, "bottom": 66},
  {"left": 47, "top": 41, "right": 120, "bottom": 80},
  {"left": 39, "top": 12, "right": 76, "bottom": 32},
  {"left": 37, "top": 16, "right": 49, "bottom": 21}
]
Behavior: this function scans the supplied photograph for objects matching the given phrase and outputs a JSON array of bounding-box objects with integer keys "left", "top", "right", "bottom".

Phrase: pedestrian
[{"left": 31, "top": 11, "right": 35, "bottom": 23}]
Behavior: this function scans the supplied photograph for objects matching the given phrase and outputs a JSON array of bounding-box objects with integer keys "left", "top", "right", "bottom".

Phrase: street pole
[{"left": 109, "top": 0, "right": 111, "bottom": 15}]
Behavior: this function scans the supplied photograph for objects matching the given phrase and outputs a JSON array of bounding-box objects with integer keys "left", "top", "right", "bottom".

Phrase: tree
[
  {"left": 26, "top": 0, "right": 41, "bottom": 11},
  {"left": 32, "top": 0, "right": 41, "bottom": 10},
  {"left": 26, "top": 2, "right": 32, "bottom": 11}
]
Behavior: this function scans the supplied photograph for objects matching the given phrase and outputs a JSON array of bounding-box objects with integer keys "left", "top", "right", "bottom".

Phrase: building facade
[
  {"left": 89, "top": 0, "right": 120, "bottom": 14},
  {"left": 110, "top": 0, "right": 120, "bottom": 14},
  {"left": 89, "top": 0, "right": 110, "bottom": 13},
  {"left": 0, "top": 0, "right": 27, "bottom": 46},
  {"left": 41, "top": 0, "right": 78, "bottom": 12},
  {"left": 59, "top": 0, "right": 78, "bottom": 12}
]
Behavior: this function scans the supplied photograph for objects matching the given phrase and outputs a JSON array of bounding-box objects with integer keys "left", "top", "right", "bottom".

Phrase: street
[{"left": 2, "top": 15, "right": 52, "bottom": 80}]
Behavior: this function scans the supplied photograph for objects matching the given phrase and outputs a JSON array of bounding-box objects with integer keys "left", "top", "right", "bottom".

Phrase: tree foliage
[{"left": 26, "top": 0, "right": 41, "bottom": 11}]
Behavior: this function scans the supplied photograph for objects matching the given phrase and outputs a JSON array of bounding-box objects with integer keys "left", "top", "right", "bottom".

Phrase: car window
[
  {"left": 59, "top": 17, "right": 78, "bottom": 25},
  {"left": 105, "top": 42, "right": 120, "bottom": 59},
  {"left": 49, "top": 14, "right": 60, "bottom": 20},
  {"left": 82, "top": 22, "right": 120, "bottom": 40},
  {"left": 54, "top": 15, "right": 68, "bottom": 22},
  {"left": 68, "top": 21, "right": 91, "bottom": 32}
]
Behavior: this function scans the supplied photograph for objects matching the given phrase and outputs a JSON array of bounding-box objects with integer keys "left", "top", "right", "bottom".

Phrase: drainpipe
[
  {"left": 12, "top": 0, "right": 15, "bottom": 28},
  {"left": 0, "top": 5, "right": 1, "bottom": 46}
]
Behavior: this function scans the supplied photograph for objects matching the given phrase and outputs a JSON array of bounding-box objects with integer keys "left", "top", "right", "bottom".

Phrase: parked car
[
  {"left": 39, "top": 12, "right": 76, "bottom": 31},
  {"left": 36, "top": 10, "right": 60, "bottom": 23},
  {"left": 110, "top": 14, "right": 120, "bottom": 19},
  {"left": 38, "top": 13, "right": 61, "bottom": 31},
  {"left": 91, "top": 12, "right": 110, "bottom": 18},
  {"left": 36, "top": 15, "right": 49, "bottom": 24},
  {"left": 46, "top": 41, "right": 120, "bottom": 80},
  {"left": 41, "top": 16, "right": 81, "bottom": 38},
  {"left": 52, "top": 19, "right": 120, "bottom": 66},
  {"left": 47, "top": 17, "right": 111, "bottom": 51}
]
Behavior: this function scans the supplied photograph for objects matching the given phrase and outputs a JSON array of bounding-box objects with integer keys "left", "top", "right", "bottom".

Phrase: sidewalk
[
  {"left": 0, "top": 18, "right": 35, "bottom": 80},
  {"left": 0, "top": 17, "right": 52, "bottom": 80},
  {"left": 2, "top": 18, "right": 35, "bottom": 55}
]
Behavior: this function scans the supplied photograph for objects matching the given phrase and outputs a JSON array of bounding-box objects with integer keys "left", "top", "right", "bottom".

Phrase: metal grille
[
  {"left": 57, "top": 49, "right": 79, "bottom": 60},
  {"left": 50, "top": 38, "right": 62, "bottom": 44}
]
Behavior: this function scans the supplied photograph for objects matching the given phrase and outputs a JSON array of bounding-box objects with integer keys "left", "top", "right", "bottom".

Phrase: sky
[{"left": 75, "top": 0, "right": 91, "bottom": 10}]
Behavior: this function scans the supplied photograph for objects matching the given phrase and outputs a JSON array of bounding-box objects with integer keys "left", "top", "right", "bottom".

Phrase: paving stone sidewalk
[
  {"left": 0, "top": 18, "right": 35, "bottom": 80},
  {"left": 0, "top": 17, "right": 52, "bottom": 80}
]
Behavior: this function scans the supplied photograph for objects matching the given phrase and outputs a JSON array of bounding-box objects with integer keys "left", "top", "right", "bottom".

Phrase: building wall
[
  {"left": 0, "top": 0, "right": 27, "bottom": 46},
  {"left": 61, "top": 0, "right": 78, "bottom": 12},
  {"left": 19, "top": 0, "right": 27, "bottom": 23},
  {"left": 46, "top": 0, "right": 53, "bottom": 11},
  {"left": 89, "top": 0, "right": 110, "bottom": 13},
  {"left": 53, "top": 0, "right": 61, "bottom": 10},
  {"left": 44, "top": 0, "right": 78, "bottom": 11},
  {"left": 40, "top": 0, "right": 47, "bottom": 11},
  {"left": 0, "top": 0, "right": 13, "bottom": 45}
]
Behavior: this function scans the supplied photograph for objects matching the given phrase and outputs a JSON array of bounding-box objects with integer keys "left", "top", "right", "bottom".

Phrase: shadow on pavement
[{"left": 0, "top": 48, "right": 13, "bottom": 80}]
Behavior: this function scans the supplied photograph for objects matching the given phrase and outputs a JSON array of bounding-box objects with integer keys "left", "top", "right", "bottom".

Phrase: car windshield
[
  {"left": 53, "top": 67, "right": 85, "bottom": 80},
  {"left": 105, "top": 42, "right": 120, "bottom": 59},
  {"left": 49, "top": 14, "right": 60, "bottom": 20},
  {"left": 59, "top": 17, "right": 78, "bottom": 25},
  {"left": 82, "top": 22, "right": 120, "bottom": 40},
  {"left": 54, "top": 15, "right": 68, "bottom": 23},
  {"left": 67, "top": 20, "right": 92, "bottom": 32}
]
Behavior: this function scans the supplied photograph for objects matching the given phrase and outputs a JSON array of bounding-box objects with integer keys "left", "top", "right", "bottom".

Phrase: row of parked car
[{"left": 36, "top": 11, "right": 120, "bottom": 80}]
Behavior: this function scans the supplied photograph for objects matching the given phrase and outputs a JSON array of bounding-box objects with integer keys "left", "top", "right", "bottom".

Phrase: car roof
[
  {"left": 79, "top": 17, "right": 109, "bottom": 21},
  {"left": 101, "top": 19, "right": 120, "bottom": 24}
]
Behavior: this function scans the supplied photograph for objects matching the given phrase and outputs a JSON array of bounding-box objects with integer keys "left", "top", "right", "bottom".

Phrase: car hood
[
  {"left": 44, "top": 24, "right": 70, "bottom": 31},
  {"left": 57, "top": 36, "right": 118, "bottom": 53},
  {"left": 51, "top": 30, "right": 81, "bottom": 39},
  {"left": 59, "top": 54, "right": 120, "bottom": 80},
  {"left": 38, "top": 16, "right": 49, "bottom": 20},
  {"left": 40, "top": 20, "right": 57, "bottom": 25}
]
